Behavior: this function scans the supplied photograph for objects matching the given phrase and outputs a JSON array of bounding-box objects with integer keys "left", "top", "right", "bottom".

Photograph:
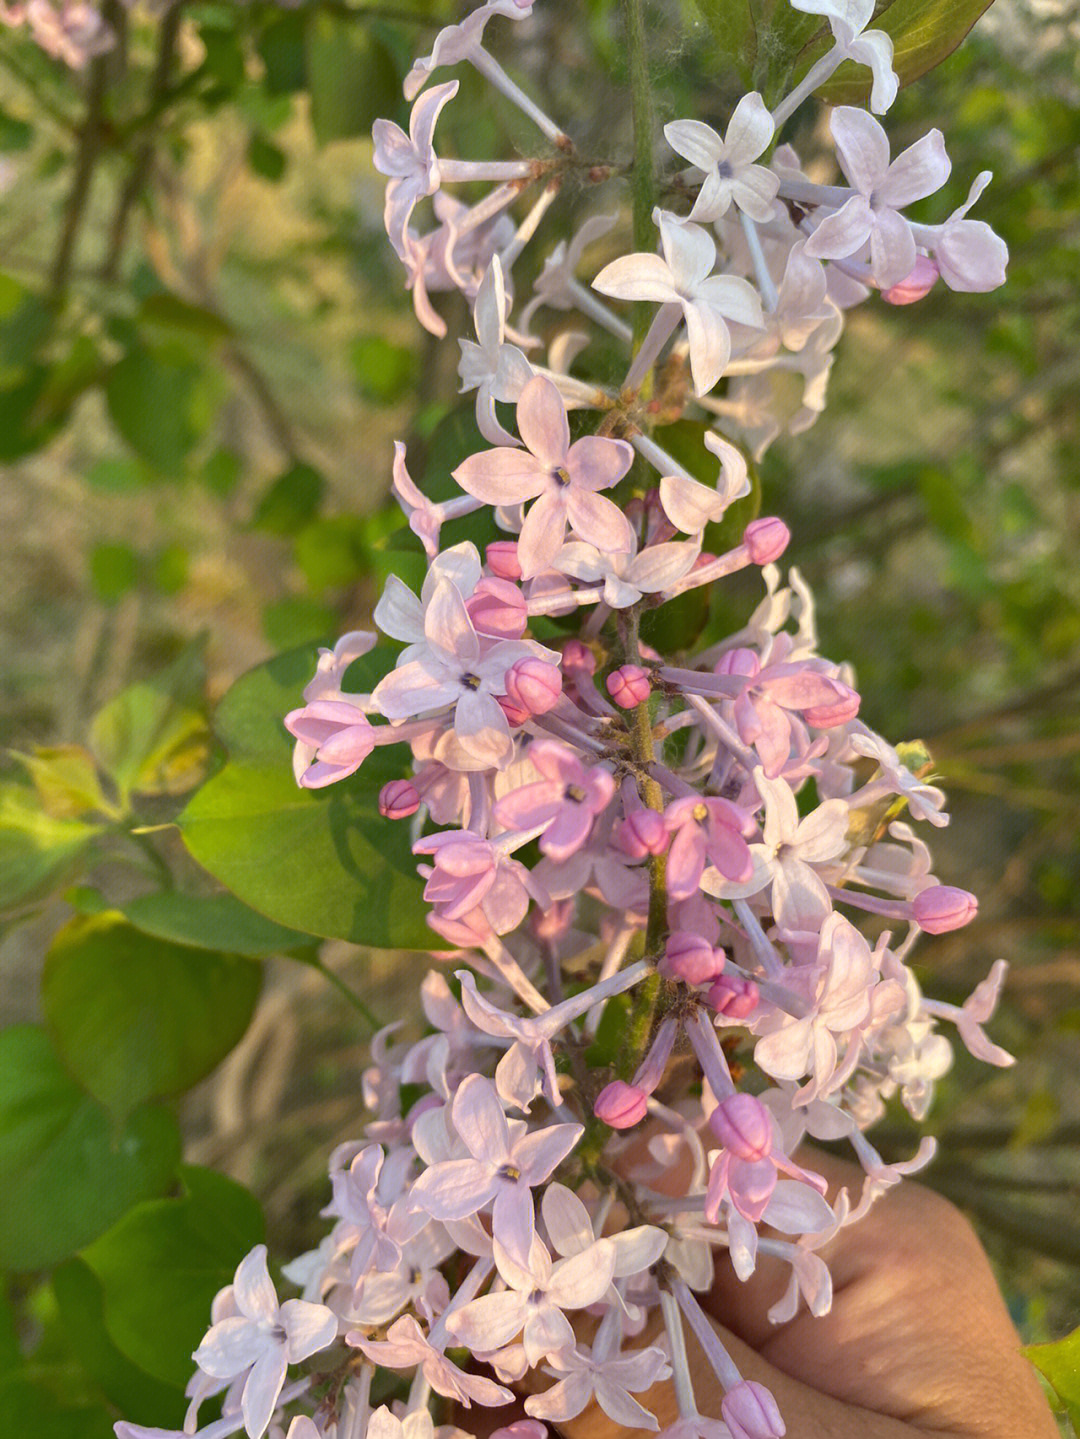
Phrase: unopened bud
[
  {"left": 882, "top": 254, "right": 939, "bottom": 306},
  {"left": 912, "top": 885, "right": 978, "bottom": 934},
  {"left": 803, "top": 680, "right": 861, "bottom": 728},
  {"left": 707, "top": 972, "right": 759, "bottom": 1018},
  {"left": 618, "top": 808, "right": 668, "bottom": 859},
  {"left": 379, "top": 779, "right": 421, "bottom": 819},
  {"left": 594, "top": 1080, "right": 649, "bottom": 1130},
  {"left": 561, "top": 638, "right": 596, "bottom": 675},
  {"left": 709, "top": 1092, "right": 772, "bottom": 1161},
  {"left": 467, "top": 577, "right": 527, "bottom": 640},
  {"left": 661, "top": 930, "right": 726, "bottom": 985},
  {"left": 607, "top": 664, "right": 651, "bottom": 708},
  {"left": 497, "top": 694, "right": 531, "bottom": 726},
  {"left": 743, "top": 517, "right": 790, "bottom": 566},
  {"left": 722, "top": 1380, "right": 786, "bottom": 1439},
  {"left": 715, "top": 646, "right": 760, "bottom": 679},
  {"left": 504, "top": 656, "right": 563, "bottom": 716},
  {"left": 486, "top": 539, "right": 522, "bottom": 580}
]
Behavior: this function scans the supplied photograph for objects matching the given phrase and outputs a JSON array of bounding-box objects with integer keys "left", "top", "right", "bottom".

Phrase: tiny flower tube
[
  {"left": 607, "top": 664, "right": 652, "bottom": 708},
  {"left": 504, "top": 656, "right": 563, "bottom": 716},
  {"left": 378, "top": 778, "right": 421, "bottom": 819},
  {"left": 467, "top": 576, "right": 528, "bottom": 639},
  {"left": 618, "top": 807, "right": 669, "bottom": 859},
  {"left": 561, "top": 638, "right": 597, "bottom": 675},
  {"left": 486, "top": 539, "right": 522, "bottom": 580},
  {"left": 594, "top": 1080, "right": 649, "bottom": 1129},
  {"left": 883, "top": 254, "right": 940, "bottom": 305},
  {"left": 742, "top": 517, "right": 791, "bottom": 566},
  {"left": 912, "top": 884, "right": 979, "bottom": 933},
  {"left": 707, "top": 971, "right": 760, "bottom": 1018},
  {"left": 709, "top": 1091, "right": 773, "bottom": 1161},
  {"left": 661, "top": 930, "right": 726, "bottom": 986}
]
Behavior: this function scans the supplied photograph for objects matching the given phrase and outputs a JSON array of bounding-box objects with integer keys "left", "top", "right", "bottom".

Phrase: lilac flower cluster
[{"left": 120, "top": 5, "right": 1013, "bottom": 1438}]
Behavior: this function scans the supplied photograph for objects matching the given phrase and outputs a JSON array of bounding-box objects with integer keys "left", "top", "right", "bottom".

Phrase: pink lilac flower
[
  {"left": 493, "top": 740, "right": 615, "bottom": 860},
  {"left": 593, "top": 211, "right": 764, "bottom": 396},
  {"left": 408, "top": 1074, "right": 583, "bottom": 1262},
  {"left": 349, "top": 1314, "right": 512, "bottom": 1407},
  {"left": 372, "top": 578, "right": 554, "bottom": 769},
  {"left": 525, "top": 1309, "right": 671, "bottom": 1427},
  {"left": 555, "top": 534, "right": 701, "bottom": 608},
  {"left": 284, "top": 701, "right": 375, "bottom": 789},
  {"left": 925, "top": 170, "right": 1009, "bottom": 292},
  {"left": 373, "top": 81, "right": 459, "bottom": 260},
  {"left": 664, "top": 795, "right": 754, "bottom": 900},
  {"left": 705, "top": 1093, "right": 827, "bottom": 1223},
  {"left": 403, "top": 1, "right": 534, "bottom": 101},
  {"left": 453, "top": 376, "right": 635, "bottom": 579},
  {"left": 664, "top": 94, "right": 779, "bottom": 224},
  {"left": 789, "top": 0, "right": 898, "bottom": 113},
  {"left": 413, "top": 830, "right": 539, "bottom": 936},
  {"left": 653, "top": 429, "right": 750, "bottom": 535},
  {"left": 192, "top": 1246, "right": 337, "bottom": 1439},
  {"left": 722, "top": 1380, "right": 786, "bottom": 1439},
  {"left": 458, "top": 255, "right": 535, "bottom": 446},
  {"left": 804, "top": 108, "right": 952, "bottom": 288},
  {"left": 446, "top": 1233, "right": 616, "bottom": 1364}
]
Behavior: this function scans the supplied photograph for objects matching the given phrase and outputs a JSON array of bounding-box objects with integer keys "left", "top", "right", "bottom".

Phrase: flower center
[
  {"left": 461, "top": 672, "right": 482, "bottom": 690},
  {"left": 499, "top": 1163, "right": 522, "bottom": 1182},
  {"left": 693, "top": 802, "right": 709, "bottom": 823},
  {"left": 566, "top": 784, "right": 587, "bottom": 803},
  {"left": 554, "top": 466, "right": 572, "bottom": 487},
  {"left": 716, "top": 159, "right": 733, "bottom": 179}
]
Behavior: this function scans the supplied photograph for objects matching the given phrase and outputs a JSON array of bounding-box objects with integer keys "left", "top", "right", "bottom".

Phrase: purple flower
[
  {"left": 804, "top": 107, "right": 952, "bottom": 288},
  {"left": 373, "top": 81, "right": 458, "bottom": 259},
  {"left": 408, "top": 1074, "right": 582, "bottom": 1262},
  {"left": 284, "top": 700, "right": 375, "bottom": 789},
  {"left": 664, "top": 795, "right": 753, "bottom": 900},
  {"left": 349, "top": 1314, "right": 512, "bottom": 1407},
  {"left": 414, "top": 830, "right": 537, "bottom": 936},
  {"left": 664, "top": 94, "right": 779, "bottom": 224},
  {"left": 493, "top": 740, "right": 615, "bottom": 861},
  {"left": 453, "top": 375, "right": 635, "bottom": 579},
  {"left": 192, "top": 1246, "right": 337, "bottom": 1439}
]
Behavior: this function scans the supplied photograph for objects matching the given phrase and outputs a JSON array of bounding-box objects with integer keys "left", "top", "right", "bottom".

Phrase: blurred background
[{"left": 1, "top": 0, "right": 1079, "bottom": 1398}]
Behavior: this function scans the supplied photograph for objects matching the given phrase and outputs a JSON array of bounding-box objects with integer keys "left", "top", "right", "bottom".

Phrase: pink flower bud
[
  {"left": 743, "top": 517, "right": 790, "bottom": 566},
  {"left": 497, "top": 694, "right": 531, "bottom": 726},
  {"left": 561, "top": 638, "right": 596, "bottom": 675},
  {"left": 378, "top": 779, "right": 421, "bottom": 819},
  {"left": 722, "top": 1380, "right": 786, "bottom": 1439},
  {"left": 912, "top": 885, "right": 978, "bottom": 934},
  {"left": 715, "top": 646, "right": 760, "bottom": 679},
  {"left": 882, "top": 254, "right": 939, "bottom": 306},
  {"left": 594, "top": 1080, "right": 649, "bottom": 1130},
  {"left": 707, "top": 972, "right": 759, "bottom": 1018},
  {"left": 607, "top": 664, "right": 651, "bottom": 708},
  {"left": 709, "top": 1092, "right": 772, "bottom": 1161},
  {"left": 803, "top": 680, "right": 861, "bottom": 728},
  {"left": 618, "top": 808, "right": 669, "bottom": 859},
  {"left": 504, "top": 656, "right": 563, "bottom": 716},
  {"left": 486, "top": 539, "right": 522, "bottom": 580},
  {"left": 466, "top": 577, "right": 527, "bottom": 640},
  {"left": 661, "top": 930, "right": 725, "bottom": 985}
]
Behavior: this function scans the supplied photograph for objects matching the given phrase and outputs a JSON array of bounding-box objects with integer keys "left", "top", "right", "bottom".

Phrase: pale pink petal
[
  {"left": 241, "top": 1344, "right": 288, "bottom": 1439},
  {"left": 517, "top": 374, "right": 570, "bottom": 469},
  {"left": 453, "top": 1074, "right": 511, "bottom": 1160},
  {"left": 454, "top": 447, "right": 551, "bottom": 505},
  {"left": 232, "top": 1246, "right": 278, "bottom": 1323},
  {"left": 280, "top": 1300, "right": 338, "bottom": 1362},
  {"left": 566, "top": 435, "right": 634, "bottom": 491},
  {"left": 410, "top": 1159, "right": 498, "bottom": 1219},
  {"left": 730, "top": 165, "right": 780, "bottom": 223},
  {"left": 724, "top": 91, "right": 774, "bottom": 165},
  {"left": 425, "top": 579, "right": 479, "bottom": 658},
  {"left": 804, "top": 194, "right": 874, "bottom": 261},
  {"left": 564, "top": 489, "right": 635, "bottom": 554},
  {"left": 193, "top": 1317, "right": 265, "bottom": 1379},
  {"left": 829, "top": 106, "right": 890, "bottom": 194},
  {"left": 592, "top": 252, "right": 681, "bottom": 304},
  {"left": 684, "top": 301, "right": 731, "bottom": 396},
  {"left": 372, "top": 662, "right": 459, "bottom": 720},
  {"left": 541, "top": 1184, "right": 593, "bottom": 1256},
  {"left": 664, "top": 118, "right": 722, "bottom": 172},
  {"left": 447, "top": 1291, "right": 527, "bottom": 1352},
  {"left": 879, "top": 128, "right": 950, "bottom": 208},
  {"left": 593, "top": 1379, "right": 660, "bottom": 1431},
  {"left": 518, "top": 490, "right": 569, "bottom": 578},
  {"left": 659, "top": 214, "right": 716, "bottom": 293},
  {"left": 455, "top": 689, "right": 514, "bottom": 769},
  {"left": 513, "top": 1121, "right": 584, "bottom": 1183}
]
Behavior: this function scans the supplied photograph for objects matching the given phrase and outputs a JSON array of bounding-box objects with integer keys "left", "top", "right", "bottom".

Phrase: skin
[{"left": 473, "top": 1150, "right": 1059, "bottom": 1439}]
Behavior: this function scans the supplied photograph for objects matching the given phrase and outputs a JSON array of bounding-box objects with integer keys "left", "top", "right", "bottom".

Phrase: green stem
[{"left": 309, "top": 955, "right": 381, "bottom": 1031}]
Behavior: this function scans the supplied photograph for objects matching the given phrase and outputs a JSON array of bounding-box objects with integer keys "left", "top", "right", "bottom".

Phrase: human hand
[{"left": 552, "top": 1149, "right": 1058, "bottom": 1439}]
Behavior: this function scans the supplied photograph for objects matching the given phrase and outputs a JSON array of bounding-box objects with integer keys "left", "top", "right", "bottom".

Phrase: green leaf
[
  {"left": 258, "top": 10, "right": 307, "bottom": 94},
  {"left": 1026, "top": 1326, "right": 1080, "bottom": 1428},
  {"left": 42, "top": 914, "right": 262, "bottom": 1117},
  {"left": 120, "top": 889, "right": 314, "bottom": 956},
  {"left": 89, "top": 541, "right": 139, "bottom": 603},
  {"left": 82, "top": 1166, "right": 264, "bottom": 1388},
  {"left": 351, "top": 334, "right": 418, "bottom": 404},
  {"left": 251, "top": 462, "right": 324, "bottom": 534},
  {"left": 89, "top": 654, "right": 210, "bottom": 804},
  {"left": 9, "top": 744, "right": 118, "bottom": 820},
  {"left": 262, "top": 596, "right": 337, "bottom": 650},
  {"left": 179, "top": 647, "right": 432, "bottom": 948},
  {"left": 137, "top": 293, "right": 232, "bottom": 342},
  {"left": 0, "top": 785, "right": 103, "bottom": 912},
  {"left": 105, "top": 345, "right": 201, "bottom": 478},
  {"left": 248, "top": 132, "right": 288, "bottom": 182},
  {"left": 0, "top": 1288, "right": 19, "bottom": 1376},
  {"left": 0, "top": 1374, "right": 113, "bottom": 1439},
  {"left": 53, "top": 1259, "right": 187, "bottom": 1427},
  {"left": 294, "top": 514, "right": 370, "bottom": 594},
  {"left": 0, "top": 1026, "right": 181, "bottom": 1271},
  {"left": 819, "top": 0, "right": 997, "bottom": 105},
  {"left": 306, "top": 13, "right": 401, "bottom": 144}
]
